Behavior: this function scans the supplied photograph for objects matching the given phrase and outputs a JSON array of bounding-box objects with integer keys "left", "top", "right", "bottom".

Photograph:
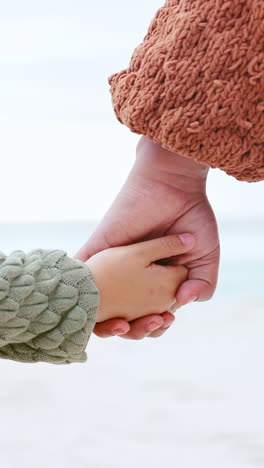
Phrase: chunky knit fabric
[
  {"left": 0, "top": 250, "right": 99, "bottom": 364},
  {"left": 109, "top": 0, "right": 264, "bottom": 182}
]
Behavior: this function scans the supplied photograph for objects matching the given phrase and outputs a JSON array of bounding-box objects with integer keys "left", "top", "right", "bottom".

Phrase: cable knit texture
[
  {"left": 0, "top": 250, "right": 99, "bottom": 364},
  {"left": 109, "top": 0, "right": 264, "bottom": 182}
]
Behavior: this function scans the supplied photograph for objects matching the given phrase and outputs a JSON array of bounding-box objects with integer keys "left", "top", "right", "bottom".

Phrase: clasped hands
[{"left": 75, "top": 136, "right": 220, "bottom": 340}]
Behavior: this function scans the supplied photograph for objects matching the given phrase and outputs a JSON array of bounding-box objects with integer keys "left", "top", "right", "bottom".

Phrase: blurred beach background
[{"left": 0, "top": 1, "right": 264, "bottom": 467}]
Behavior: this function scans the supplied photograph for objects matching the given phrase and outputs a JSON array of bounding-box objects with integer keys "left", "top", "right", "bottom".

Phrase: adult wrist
[{"left": 135, "top": 136, "right": 209, "bottom": 191}]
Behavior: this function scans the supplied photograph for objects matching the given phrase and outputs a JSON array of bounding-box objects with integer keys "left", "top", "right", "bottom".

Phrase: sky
[{"left": 0, "top": 0, "right": 263, "bottom": 222}]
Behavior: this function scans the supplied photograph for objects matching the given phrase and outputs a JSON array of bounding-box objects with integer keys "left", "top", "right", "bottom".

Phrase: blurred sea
[
  {"left": 0, "top": 220, "right": 263, "bottom": 468},
  {"left": 1, "top": 219, "right": 263, "bottom": 303}
]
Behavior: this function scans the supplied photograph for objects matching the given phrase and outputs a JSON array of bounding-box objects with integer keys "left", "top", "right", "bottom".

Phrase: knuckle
[{"left": 161, "top": 236, "right": 179, "bottom": 255}]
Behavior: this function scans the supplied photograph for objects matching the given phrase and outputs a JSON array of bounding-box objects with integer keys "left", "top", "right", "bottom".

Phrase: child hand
[{"left": 86, "top": 233, "right": 194, "bottom": 323}]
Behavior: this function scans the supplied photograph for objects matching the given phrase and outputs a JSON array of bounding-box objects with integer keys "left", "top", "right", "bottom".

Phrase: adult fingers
[
  {"left": 176, "top": 263, "right": 218, "bottom": 304},
  {"left": 93, "top": 312, "right": 177, "bottom": 340},
  {"left": 176, "top": 278, "right": 215, "bottom": 304},
  {"left": 119, "top": 314, "right": 164, "bottom": 340},
  {"left": 147, "top": 311, "right": 176, "bottom": 338},
  {"left": 176, "top": 248, "right": 219, "bottom": 304},
  {"left": 93, "top": 318, "right": 130, "bottom": 338},
  {"left": 74, "top": 226, "right": 110, "bottom": 262}
]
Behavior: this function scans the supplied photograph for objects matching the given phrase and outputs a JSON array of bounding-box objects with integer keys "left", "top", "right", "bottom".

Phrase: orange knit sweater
[{"left": 108, "top": 0, "right": 264, "bottom": 182}]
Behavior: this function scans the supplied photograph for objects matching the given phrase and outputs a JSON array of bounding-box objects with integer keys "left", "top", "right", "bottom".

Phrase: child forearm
[
  {"left": 0, "top": 249, "right": 99, "bottom": 364},
  {"left": 0, "top": 234, "right": 193, "bottom": 364}
]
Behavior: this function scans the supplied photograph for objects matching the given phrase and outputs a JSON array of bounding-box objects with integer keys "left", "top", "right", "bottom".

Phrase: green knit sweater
[{"left": 0, "top": 249, "right": 99, "bottom": 364}]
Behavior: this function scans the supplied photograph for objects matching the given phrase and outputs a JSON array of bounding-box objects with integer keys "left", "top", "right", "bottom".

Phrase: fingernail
[
  {"left": 168, "top": 302, "right": 177, "bottom": 313},
  {"left": 112, "top": 328, "right": 126, "bottom": 335},
  {"left": 178, "top": 233, "right": 193, "bottom": 246},
  {"left": 146, "top": 321, "right": 161, "bottom": 333},
  {"left": 185, "top": 295, "right": 198, "bottom": 304},
  {"left": 163, "top": 320, "right": 174, "bottom": 329}
]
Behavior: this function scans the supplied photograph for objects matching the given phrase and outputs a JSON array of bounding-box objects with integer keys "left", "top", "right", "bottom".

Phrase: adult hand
[{"left": 75, "top": 136, "right": 220, "bottom": 339}]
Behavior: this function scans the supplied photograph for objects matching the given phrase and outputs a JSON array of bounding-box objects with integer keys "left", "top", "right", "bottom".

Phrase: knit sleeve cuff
[
  {"left": 109, "top": 0, "right": 264, "bottom": 182},
  {"left": 0, "top": 250, "right": 100, "bottom": 364}
]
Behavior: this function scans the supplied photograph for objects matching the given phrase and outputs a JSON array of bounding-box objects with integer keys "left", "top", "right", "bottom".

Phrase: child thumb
[{"left": 136, "top": 233, "right": 194, "bottom": 265}]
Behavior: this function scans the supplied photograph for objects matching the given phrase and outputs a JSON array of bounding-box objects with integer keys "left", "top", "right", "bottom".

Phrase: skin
[
  {"left": 75, "top": 136, "right": 220, "bottom": 339},
  {"left": 87, "top": 234, "right": 193, "bottom": 323}
]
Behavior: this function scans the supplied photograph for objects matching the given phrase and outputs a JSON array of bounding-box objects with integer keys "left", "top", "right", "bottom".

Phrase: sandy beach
[{"left": 0, "top": 221, "right": 263, "bottom": 468}]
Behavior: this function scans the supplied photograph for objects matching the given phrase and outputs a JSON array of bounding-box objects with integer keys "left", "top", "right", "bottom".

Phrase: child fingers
[
  {"left": 149, "top": 265, "right": 188, "bottom": 310},
  {"left": 162, "top": 265, "right": 188, "bottom": 304},
  {"left": 133, "top": 234, "right": 194, "bottom": 265},
  {"left": 162, "top": 264, "right": 188, "bottom": 287}
]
